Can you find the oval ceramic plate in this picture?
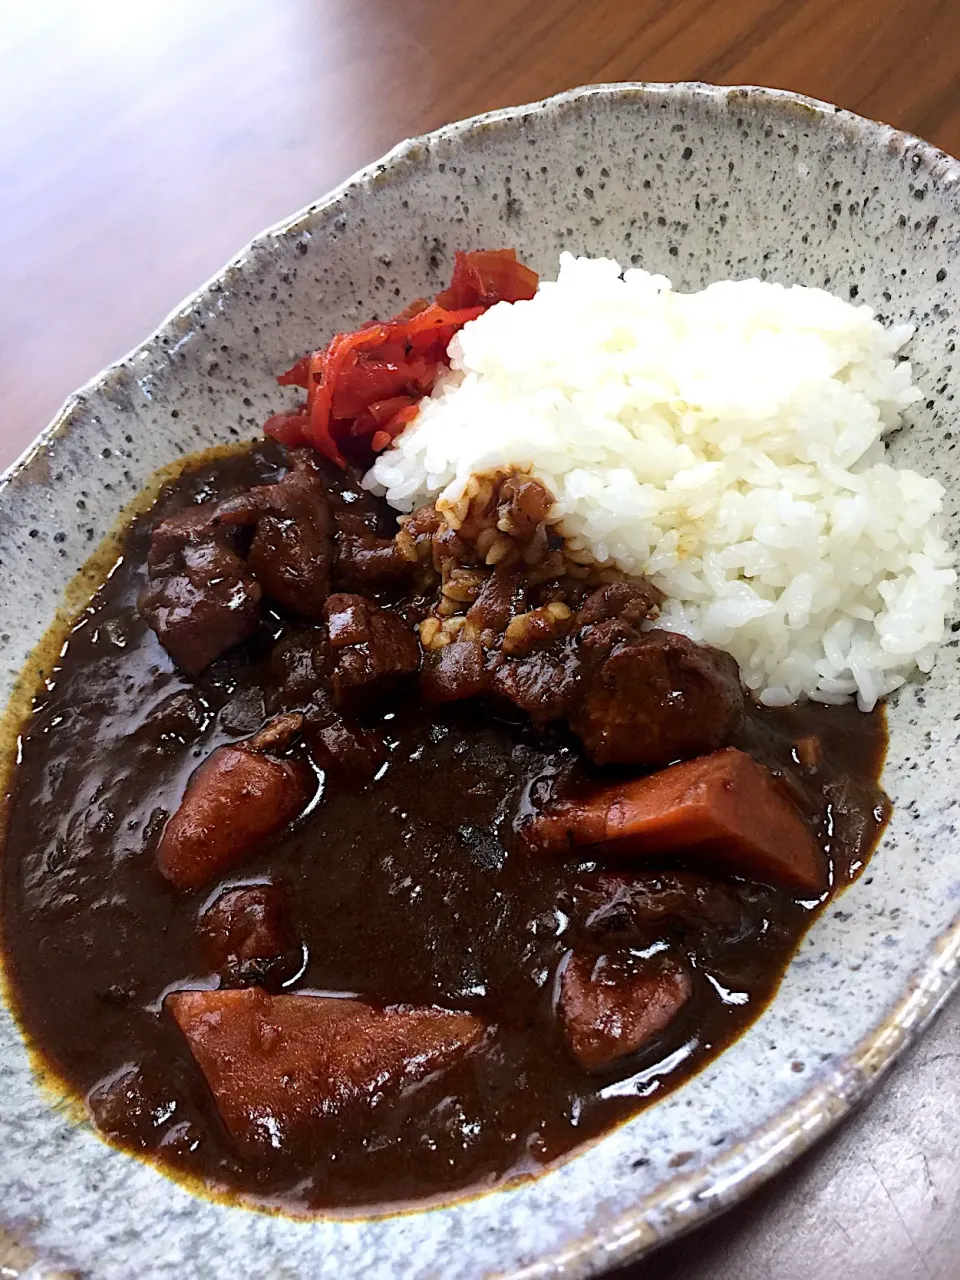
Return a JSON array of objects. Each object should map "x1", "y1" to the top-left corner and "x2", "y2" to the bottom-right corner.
[{"x1": 1, "y1": 82, "x2": 959, "y2": 1280}]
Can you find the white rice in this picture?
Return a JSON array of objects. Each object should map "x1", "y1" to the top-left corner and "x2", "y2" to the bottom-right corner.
[{"x1": 365, "y1": 254, "x2": 956, "y2": 710}]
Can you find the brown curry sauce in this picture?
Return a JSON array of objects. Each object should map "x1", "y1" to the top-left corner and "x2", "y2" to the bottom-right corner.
[{"x1": 0, "y1": 442, "x2": 889, "y2": 1215}]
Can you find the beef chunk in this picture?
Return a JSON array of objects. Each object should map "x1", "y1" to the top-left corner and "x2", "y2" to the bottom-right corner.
[
  {"x1": 494, "y1": 473, "x2": 554, "y2": 540},
  {"x1": 580, "y1": 871, "x2": 746, "y2": 942},
  {"x1": 215, "y1": 451, "x2": 333, "y2": 618},
  {"x1": 145, "y1": 504, "x2": 218, "y2": 575},
  {"x1": 269, "y1": 627, "x2": 329, "y2": 714},
  {"x1": 570, "y1": 628, "x2": 744, "y2": 767},
  {"x1": 420, "y1": 569, "x2": 525, "y2": 703},
  {"x1": 335, "y1": 509, "x2": 416, "y2": 588},
  {"x1": 308, "y1": 719, "x2": 386, "y2": 778},
  {"x1": 140, "y1": 454, "x2": 334, "y2": 673},
  {"x1": 157, "y1": 715, "x2": 313, "y2": 890},
  {"x1": 423, "y1": 572, "x2": 740, "y2": 769},
  {"x1": 421, "y1": 637, "x2": 489, "y2": 703},
  {"x1": 525, "y1": 747, "x2": 825, "y2": 894},
  {"x1": 143, "y1": 689, "x2": 210, "y2": 746},
  {"x1": 421, "y1": 562, "x2": 561, "y2": 705},
  {"x1": 324, "y1": 593, "x2": 420, "y2": 704},
  {"x1": 199, "y1": 883, "x2": 300, "y2": 987},
  {"x1": 86, "y1": 1063, "x2": 180, "y2": 1150},
  {"x1": 138, "y1": 504, "x2": 262, "y2": 674},
  {"x1": 576, "y1": 580, "x2": 663, "y2": 627},
  {"x1": 334, "y1": 499, "x2": 441, "y2": 591},
  {"x1": 166, "y1": 988, "x2": 485, "y2": 1156},
  {"x1": 467, "y1": 568, "x2": 523, "y2": 634},
  {"x1": 491, "y1": 644, "x2": 581, "y2": 724},
  {"x1": 558, "y1": 950, "x2": 692, "y2": 1071},
  {"x1": 218, "y1": 687, "x2": 268, "y2": 737}
]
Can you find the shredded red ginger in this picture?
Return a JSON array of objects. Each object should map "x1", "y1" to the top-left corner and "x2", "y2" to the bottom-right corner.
[{"x1": 263, "y1": 248, "x2": 538, "y2": 468}]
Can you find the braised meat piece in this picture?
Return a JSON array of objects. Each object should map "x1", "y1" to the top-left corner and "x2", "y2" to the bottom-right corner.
[
  {"x1": 334, "y1": 499, "x2": 446, "y2": 591},
  {"x1": 562, "y1": 586, "x2": 739, "y2": 768},
  {"x1": 335, "y1": 509, "x2": 416, "y2": 588},
  {"x1": 268, "y1": 629, "x2": 385, "y2": 775},
  {"x1": 138, "y1": 504, "x2": 262, "y2": 675},
  {"x1": 576, "y1": 580, "x2": 664, "y2": 627},
  {"x1": 491, "y1": 643, "x2": 582, "y2": 724},
  {"x1": 421, "y1": 636, "x2": 489, "y2": 703},
  {"x1": 157, "y1": 714, "x2": 314, "y2": 890},
  {"x1": 143, "y1": 689, "x2": 210, "y2": 746},
  {"x1": 199, "y1": 883, "x2": 300, "y2": 987},
  {"x1": 86, "y1": 1063, "x2": 180, "y2": 1151},
  {"x1": 420, "y1": 569, "x2": 524, "y2": 702},
  {"x1": 558, "y1": 950, "x2": 693, "y2": 1071},
  {"x1": 146, "y1": 503, "x2": 218, "y2": 573},
  {"x1": 419, "y1": 575, "x2": 739, "y2": 769},
  {"x1": 570, "y1": 627, "x2": 744, "y2": 767},
  {"x1": 140, "y1": 454, "x2": 334, "y2": 673},
  {"x1": 308, "y1": 719, "x2": 386, "y2": 778},
  {"x1": 581, "y1": 871, "x2": 747, "y2": 942},
  {"x1": 524, "y1": 747, "x2": 825, "y2": 894},
  {"x1": 269, "y1": 626, "x2": 328, "y2": 711},
  {"x1": 468, "y1": 568, "x2": 524, "y2": 634},
  {"x1": 324, "y1": 593, "x2": 420, "y2": 704},
  {"x1": 167, "y1": 988, "x2": 485, "y2": 1156},
  {"x1": 215, "y1": 451, "x2": 334, "y2": 619},
  {"x1": 495, "y1": 473, "x2": 554, "y2": 541}
]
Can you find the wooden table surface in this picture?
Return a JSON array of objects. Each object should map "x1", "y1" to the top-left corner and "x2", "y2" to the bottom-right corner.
[{"x1": 3, "y1": 2, "x2": 960, "y2": 1277}]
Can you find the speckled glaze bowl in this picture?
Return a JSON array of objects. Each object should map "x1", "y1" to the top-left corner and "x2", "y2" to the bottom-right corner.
[{"x1": 2, "y1": 82, "x2": 959, "y2": 1279}]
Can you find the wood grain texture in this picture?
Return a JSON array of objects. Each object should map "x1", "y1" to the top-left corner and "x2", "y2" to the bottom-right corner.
[
  {"x1": 3, "y1": 0, "x2": 960, "y2": 466},
  {"x1": 3, "y1": 3, "x2": 960, "y2": 1278}
]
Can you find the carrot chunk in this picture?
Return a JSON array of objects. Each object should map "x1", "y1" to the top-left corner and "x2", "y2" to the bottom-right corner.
[
  {"x1": 167, "y1": 989, "x2": 484, "y2": 1156},
  {"x1": 524, "y1": 747, "x2": 825, "y2": 894},
  {"x1": 157, "y1": 727, "x2": 313, "y2": 890}
]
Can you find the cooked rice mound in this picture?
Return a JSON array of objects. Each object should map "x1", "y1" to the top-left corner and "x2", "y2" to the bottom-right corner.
[{"x1": 365, "y1": 254, "x2": 956, "y2": 709}]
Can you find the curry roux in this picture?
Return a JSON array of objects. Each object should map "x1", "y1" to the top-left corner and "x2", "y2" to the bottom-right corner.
[{"x1": 0, "y1": 443, "x2": 889, "y2": 1215}]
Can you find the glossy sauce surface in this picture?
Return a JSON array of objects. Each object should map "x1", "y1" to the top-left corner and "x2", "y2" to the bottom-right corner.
[{"x1": 0, "y1": 444, "x2": 889, "y2": 1214}]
